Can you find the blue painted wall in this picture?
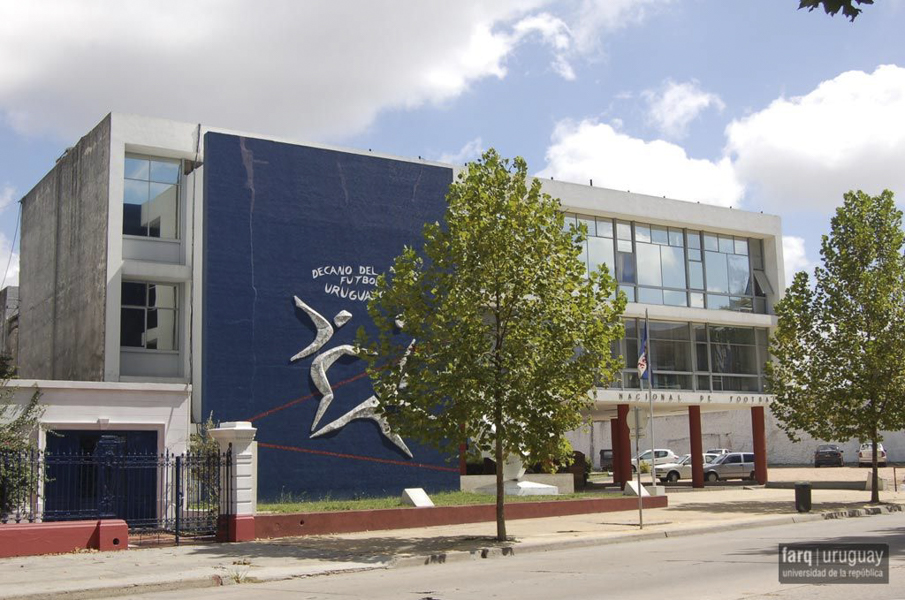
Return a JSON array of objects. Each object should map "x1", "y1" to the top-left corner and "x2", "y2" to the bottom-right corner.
[{"x1": 202, "y1": 133, "x2": 457, "y2": 500}]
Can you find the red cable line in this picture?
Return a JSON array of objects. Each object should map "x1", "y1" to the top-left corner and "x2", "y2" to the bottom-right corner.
[{"x1": 259, "y1": 442, "x2": 458, "y2": 472}]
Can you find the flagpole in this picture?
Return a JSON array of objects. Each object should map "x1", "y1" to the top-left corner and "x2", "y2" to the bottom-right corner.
[
  {"x1": 647, "y1": 309, "x2": 656, "y2": 489},
  {"x1": 634, "y1": 406, "x2": 643, "y2": 529}
]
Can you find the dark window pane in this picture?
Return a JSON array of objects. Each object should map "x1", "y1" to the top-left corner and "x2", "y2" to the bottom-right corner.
[
  {"x1": 121, "y1": 282, "x2": 146, "y2": 306},
  {"x1": 756, "y1": 329, "x2": 768, "y2": 347},
  {"x1": 693, "y1": 324, "x2": 707, "y2": 342},
  {"x1": 710, "y1": 344, "x2": 759, "y2": 374},
  {"x1": 651, "y1": 340, "x2": 692, "y2": 371},
  {"x1": 695, "y1": 343, "x2": 709, "y2": 370},
  {"x1": 754, "y1": 297, "x2": 766, "y2": 314},
  {"x1": 624, "y1": 318, "x2": 638, "y2": 340},
  {"x1": 696, "y1": 374, "x2": 711, "y2": 391},
  {"x1": 749, "y1": 238, "x2": 764, "y2": 270},
  {"x1": 617, "y1": 252, "x2": 636, "y2": 283},
  {"x1": 730, "y1": 296, "x2": 753, "y2": 312},
  {"x1": 120, "y1": 308, "x2": 145, "y2": 347},
  {"x1": 653, "y1": 373, "x2": 692, "y2": 390},
  {"x1": 624, "y1": 371, "x2": 640, "y2": 389},
  {"x1": 709, "y1": 326, "x2": 755, "y2": 345},
  {"x1": 721, "y1": 376, "x2": 761, "y2": 392},
  {"x1": 651, "y1": 322, "x2": 690, "y2": 341}
]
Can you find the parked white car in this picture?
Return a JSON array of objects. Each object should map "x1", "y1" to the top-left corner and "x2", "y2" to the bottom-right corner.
[
  {"x1": 631, "y1": 449, "x2": 680, "y2": 472},
  {"x1": 858, "y1": 442, "x2": 887, "y2": 467},
  {"x1": 654, "y1": 453, "x2": 721, "y2": 482}
]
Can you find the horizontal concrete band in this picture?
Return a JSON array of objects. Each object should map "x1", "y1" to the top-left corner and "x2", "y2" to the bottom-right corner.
[
  {"x1": 256, "y1": 496, "x2": 668, "y2": 539},
  {"x1": 0, "y1": 519, "x2": 128, "y2": 558}
]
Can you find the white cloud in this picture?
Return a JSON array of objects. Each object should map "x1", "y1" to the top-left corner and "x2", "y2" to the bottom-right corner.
[
  {"x1": 0, "y1": 184, "x2": 15, "y2": 212},
  {"x1": 0, "y1": 233, "x2": 19, "y2": 288},
  {"x1": 782, "y1": 235, "x2": 812, "y2": 285},
  {"x1": 726, "y1": 64, "x2": 905, "y2": 211},
  {"x1": 0, "y1": 2, "x2": 551, "y2": 140},
  {"x1": 538, "y1": 118, "x2": 744, "y2": 207},
  {"x1": 643, "y1": 79, "x2": 724, "y2": 139},
  {"x1": 0, "y1": 1, "x2": 667, "y2": 142},
  {"x1": 438, "y1": 138, "x2": 484, "y2": 165}
]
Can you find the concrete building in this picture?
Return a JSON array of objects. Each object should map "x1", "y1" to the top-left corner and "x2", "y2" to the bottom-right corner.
[
  {"x1": 15, "y1": 113, "x2": 787, "y2": 498},
  {"x1": 0, "y1": 285, "x2": 18, "y2": 368}
]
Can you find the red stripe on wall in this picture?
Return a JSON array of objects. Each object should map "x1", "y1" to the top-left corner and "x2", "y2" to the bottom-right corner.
[
  {"x1": 258, "y1": 441, "x2": 459, "y2": 472},
  {"x1": 247, "y1": 370, "x2": 371, "y2": 423}
]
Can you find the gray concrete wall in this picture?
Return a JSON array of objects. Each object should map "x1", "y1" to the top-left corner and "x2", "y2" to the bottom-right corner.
[{"x1": 18, "y1": 116, "x2": 110, "y2": 380}]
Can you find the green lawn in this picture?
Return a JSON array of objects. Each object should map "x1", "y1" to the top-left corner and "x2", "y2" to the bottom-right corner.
[{"x1": 259, "y1": 490, "x2": 621, "y2": 514}]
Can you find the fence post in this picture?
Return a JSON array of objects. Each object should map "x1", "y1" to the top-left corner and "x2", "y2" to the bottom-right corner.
[{"x1": 209, "y1": 422, "x2": 257, "y2": 542}]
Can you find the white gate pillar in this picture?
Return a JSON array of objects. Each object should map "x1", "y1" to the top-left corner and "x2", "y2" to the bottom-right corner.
[{"x1": 209, "y1": 421, "x2": 257, "y2": 542}]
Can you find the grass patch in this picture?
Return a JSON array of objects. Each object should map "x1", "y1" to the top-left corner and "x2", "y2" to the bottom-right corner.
[{"x1": 259, "y1": 490, "x2": 622, "y2": 514}]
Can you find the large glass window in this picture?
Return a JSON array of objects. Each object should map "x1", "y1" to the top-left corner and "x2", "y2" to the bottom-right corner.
[
  {"x1": 124, "y1": 155, "x2": 180, "y2": 239},
  {"x1": 564, "y1": 214, "x2": 773, "y2": 314},
  {"x1": 121, "y1": 282, "x2": 179, "y2": 350},
  {"x1": 611, "y1": 320, "x2": 768, "y2": 392}
]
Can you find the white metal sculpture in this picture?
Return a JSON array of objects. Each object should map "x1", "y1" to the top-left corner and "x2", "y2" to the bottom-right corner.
[{"x1": 291, "y1": 295, "x2": 413, "y2": 458}]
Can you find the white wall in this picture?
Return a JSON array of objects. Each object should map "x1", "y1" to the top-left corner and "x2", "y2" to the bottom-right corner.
[{"x1": 3, "y1": 379, "x2": 191, "y2": 454}]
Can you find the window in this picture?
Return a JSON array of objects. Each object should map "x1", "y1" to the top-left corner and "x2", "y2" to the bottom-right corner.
[
  {"x1": 124, "y1": 155, "x2": 180, "y2": 239},
  {"x1": 121, "y1": 282, "x2": 179, "y2": 350}
]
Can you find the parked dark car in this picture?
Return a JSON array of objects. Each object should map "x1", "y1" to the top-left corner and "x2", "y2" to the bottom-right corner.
[{"x1": 814, "y1": 444, "x2": 844, "y2": 467}]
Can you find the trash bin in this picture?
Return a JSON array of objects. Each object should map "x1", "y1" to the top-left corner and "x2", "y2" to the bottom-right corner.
[{"x1": 794, "y1": 481, "x2": 812, "y2": 513}]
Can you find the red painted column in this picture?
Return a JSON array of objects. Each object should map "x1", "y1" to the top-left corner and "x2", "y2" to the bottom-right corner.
[
  {"x1": 688, "y1": 405, "x2": 704, "y2": 488},
  {"x1": 610, "y1": 418, "x2": 622, "y2": 486},
  {"x1": 752, "y1": 406, "x2": 768, "y2": 484},
  {"x1": 617, "y1": 404, "x2": 632, "y2": 489}
]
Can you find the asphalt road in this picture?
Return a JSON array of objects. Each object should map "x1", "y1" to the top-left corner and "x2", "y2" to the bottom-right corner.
[{"x1": 129, "y1": 512, "x2": 905, "y2": 600}]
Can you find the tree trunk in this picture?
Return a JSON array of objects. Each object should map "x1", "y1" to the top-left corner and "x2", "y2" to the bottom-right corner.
[
  {"x1": 494, "y1": 428, "x2": 507, "y2": 541},
  {"x1": 871, "y1": 437, "x2": 880, "y2": 504}
]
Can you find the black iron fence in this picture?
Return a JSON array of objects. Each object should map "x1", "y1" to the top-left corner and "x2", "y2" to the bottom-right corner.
[{"x1": 0, "y1": 443, "x2": 232, "y2": 543}]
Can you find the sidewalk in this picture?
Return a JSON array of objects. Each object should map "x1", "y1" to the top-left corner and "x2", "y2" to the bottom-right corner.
[{"x1": 1, "y1": 487, "x2": 901, "y2": 600}]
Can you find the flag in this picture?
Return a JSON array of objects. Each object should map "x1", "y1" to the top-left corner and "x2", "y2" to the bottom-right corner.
[{"x1": 637, "y1": 320, "x2": 649, "y2": 380}]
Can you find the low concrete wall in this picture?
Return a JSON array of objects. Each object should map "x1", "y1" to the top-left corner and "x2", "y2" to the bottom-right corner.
[
  {"x1": 255, "y1": 496, "x2": 668, "y2": 539},
  {"x1": 460, "y1": 474, "x2": 575, "y2": 494},
  {"x1": 0, "y1": 519, "x2": 128, "y2": 558}
]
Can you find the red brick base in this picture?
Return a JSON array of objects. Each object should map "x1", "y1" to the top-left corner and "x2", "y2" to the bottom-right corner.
[
  {"x1": 217, "y1": 514, "x2": 256, "y2": 542},
  {"x1": 0, "y1": 519, "x2": 128, "y2": 558}
]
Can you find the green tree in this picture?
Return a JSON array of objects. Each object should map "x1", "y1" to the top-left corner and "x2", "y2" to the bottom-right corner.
[
  {"x1": 798, "y1": 0, "x2": 873, "y2": 21},
  {"x1": 358, "y1": 149, "x2": 625, "y2": 540},
  {"x1": 767, "y1": 190, "x2": 905, "y2": 503},
  {"x1": 1, "y1": 358, "x2": 43, "y2": 518}
]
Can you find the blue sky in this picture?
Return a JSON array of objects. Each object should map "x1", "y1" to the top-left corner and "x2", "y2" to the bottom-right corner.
[{"x1": 1, "y1": 0, "x2": 904, "y2": 288}]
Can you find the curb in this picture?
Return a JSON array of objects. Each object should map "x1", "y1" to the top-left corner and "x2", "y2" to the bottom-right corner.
[
  {"x1": 4, "y1": 503, "x2": 901, "y2": 600},
  {"x1": 391, "y1": 502, "x2": 903, "y2": 568}
]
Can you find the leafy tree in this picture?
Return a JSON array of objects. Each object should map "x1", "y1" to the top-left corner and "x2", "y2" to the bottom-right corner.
[
  {"x1": 1, "y1": 356, "x2": 43, "y2": 519},
  {"x1": 798, "y1": 0, "x2": 873, "y2": 21},
  {"x1": 358, "y1": 149, "x2": 625, "y2": 540},
  {"x1": 767, "y1": 190, "x2": 905, "y2": 503}
]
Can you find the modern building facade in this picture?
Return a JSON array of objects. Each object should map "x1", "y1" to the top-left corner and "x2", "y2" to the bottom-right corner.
[{"x1": 16, "y1": 113, "x2": 784, "y2": 498}]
